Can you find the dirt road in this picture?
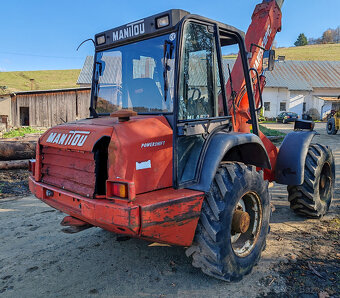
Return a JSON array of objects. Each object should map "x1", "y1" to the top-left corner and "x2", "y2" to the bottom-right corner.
[{"x1": 0, "y1": 122, "x2": 339, "y2": 297}]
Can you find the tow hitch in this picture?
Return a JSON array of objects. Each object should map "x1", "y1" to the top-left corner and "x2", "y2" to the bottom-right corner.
[{"x1": 60, "y1": 216, "x2": 93, "y2": 234}]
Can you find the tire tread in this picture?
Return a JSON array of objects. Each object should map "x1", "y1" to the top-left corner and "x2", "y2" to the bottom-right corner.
[{"x1": 288, "y1": 144, "x2": 334, "y2": 218}]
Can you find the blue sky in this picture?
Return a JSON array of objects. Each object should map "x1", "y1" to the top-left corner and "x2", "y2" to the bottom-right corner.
[{"x1": 0, "y1": 0, "x2": 339, "y2": 72}]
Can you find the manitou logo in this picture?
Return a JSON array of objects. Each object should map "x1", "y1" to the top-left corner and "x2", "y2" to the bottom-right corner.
[
  {"x1": 254, "y1": 24, "x2": 272, "y2": 70},
  {"x1": 112, "y1": 20, "x2": 145, "y2": 42},
  {"x1": 46, "y1": 131, "x2": 90, "y2": 147}
]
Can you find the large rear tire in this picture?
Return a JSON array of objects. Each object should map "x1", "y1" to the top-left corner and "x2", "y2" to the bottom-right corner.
[
  {"x1": 186, "y1": 162, "x2": 270, "y2": 281},
  {"x1": 288, "y1": 144, "x2": 335, "y2": 218},
  {"x1": 326, "y1": 118, "x2": 338, "y2": 135}
]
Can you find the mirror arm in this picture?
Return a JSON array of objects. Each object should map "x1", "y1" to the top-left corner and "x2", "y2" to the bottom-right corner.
[
  {"x1": 249, "y1": 68, "x2": 264, "y2": 112},
  {"x1": 249, "y1": 43, "x2": 266, "y2": 53}
]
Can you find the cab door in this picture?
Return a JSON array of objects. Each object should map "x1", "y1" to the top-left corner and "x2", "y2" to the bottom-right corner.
[{"x1": 174, "y1": 21, "x2": 229, "y2": 188}]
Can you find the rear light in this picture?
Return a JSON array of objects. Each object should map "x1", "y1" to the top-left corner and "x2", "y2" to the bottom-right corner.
[
  {"x1": 106, "y1": 180, "x2": 136, "y2": 201},
  {"x1": 28, "y1": 159, "x2": 36, "y2": 176},
  {"x1": 113, "y1": 183, "x2": 127, "y2": 198}
]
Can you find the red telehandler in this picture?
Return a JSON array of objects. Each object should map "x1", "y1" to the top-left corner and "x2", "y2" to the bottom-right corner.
[{"x1": 29, "y1": 0, "x2": 335, "y2": 281}]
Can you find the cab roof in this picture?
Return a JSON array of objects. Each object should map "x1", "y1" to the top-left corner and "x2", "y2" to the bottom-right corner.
[{"x1": 94, "y1": 9, "x2": 245, "y2": 50}]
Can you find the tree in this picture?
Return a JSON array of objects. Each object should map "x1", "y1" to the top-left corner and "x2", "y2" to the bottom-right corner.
[
  {"x1": 294, "y1": 33, "x2": 308, "y2": 46},
  {"x1": 308, "y1": 37, "x2": 322, "y2": 45},
  {"x1": 322, "y1": 29, "x2": 334, "y2": 44},
  {"x1": 333, "y1": 26, "x2": 340, "y2": 43}
]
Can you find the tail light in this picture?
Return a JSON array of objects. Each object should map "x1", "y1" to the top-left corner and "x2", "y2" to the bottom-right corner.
[
  {"x1": 28, "y1": 159, "x2": 36, "y2": 176},
  {"x1": 113, "y1": 183, "x2": 127, "y2": 198},
  {"x1": 106, "y1": 180, "x2": 136, "y2": 201}
]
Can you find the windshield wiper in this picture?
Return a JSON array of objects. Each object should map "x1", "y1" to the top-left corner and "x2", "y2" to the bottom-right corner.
[
  {"x1": 227, "y1": 63, "x2": 237, "y2": 125},
  {"x1": 163, "y1": 40, "x2": 174, "y2": 102},
  {"x1": 91, "y1": 59, "x2": 105, "y2": 118}
]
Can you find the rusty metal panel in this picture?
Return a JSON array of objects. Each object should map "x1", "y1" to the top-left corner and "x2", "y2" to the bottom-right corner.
[
  {"x1": 265, "y1": 61, "x2": 340, "y2": 91},
  {"x1": 29, "y1": 176, "x2": 140, "y2": 236},
  {"x1": 30, "y1": 175, "x2": 205, "y2": 246},
  {"x1": 222, "y1": 60, "x2": 340, "y2": 91},
  {"x1": 41, "y1": 146, "x2": 96, "y2": 197},
  {"x1": 135, "y1": 188, "x2": 204, "y2": 246}
]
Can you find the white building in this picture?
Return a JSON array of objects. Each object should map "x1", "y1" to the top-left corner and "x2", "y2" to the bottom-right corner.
[{"x1": 262, "y1": 60, "x2": 340, "y2": 119}]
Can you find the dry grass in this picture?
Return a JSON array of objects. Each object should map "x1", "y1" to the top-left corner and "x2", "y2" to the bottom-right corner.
[
  {"x1": 0, "y1": 69, "x2": 81, "y2": 94},
  {"x1": 274, "y1": 43, "x2": 340, "y2": 61},
  {"x1": 223, "y1": 44, "x2": 340, "y2": 61}
]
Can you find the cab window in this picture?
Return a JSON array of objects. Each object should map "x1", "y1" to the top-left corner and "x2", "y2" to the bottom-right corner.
[{"x1": 178, "y1": 22, "x2": 221, "y2": 120}]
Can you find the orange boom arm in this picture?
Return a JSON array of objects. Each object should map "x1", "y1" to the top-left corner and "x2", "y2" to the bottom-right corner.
[{"x1": 227, "y1": 0, "x2": 283, "y2": 180}]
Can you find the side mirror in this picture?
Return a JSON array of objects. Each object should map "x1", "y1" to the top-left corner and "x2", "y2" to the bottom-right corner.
[{"x1": 263, "y1": 50, "x2": 275, "y2": 71}]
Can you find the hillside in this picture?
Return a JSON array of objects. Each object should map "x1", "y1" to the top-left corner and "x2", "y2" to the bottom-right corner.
[
  {"x1": 0, "y1": 69, "x2": 81, "y2": 94},
  {"x1": 274, "y1": 43, "x2": 340, "y2": 61},
  {"x1": 223, "y1": 43, "x2": 340, "y2": 61},
  {"x1": 0, "y1": 43, "x2": 339, "y2": 94}
]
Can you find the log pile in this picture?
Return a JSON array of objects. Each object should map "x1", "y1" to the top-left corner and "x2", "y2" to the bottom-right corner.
[
  {"x1": 0, "y1": 141, "x2": 36, "y2": 169},
  {"x1": 0, "y1": 141, "x2": 36, "y2": 161},
  {"x1": 0, "y1": 159, "x2": 30, "y2": 170}
]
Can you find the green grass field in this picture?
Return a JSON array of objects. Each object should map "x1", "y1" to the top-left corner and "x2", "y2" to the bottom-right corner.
[
  {"x1": 259, "y1": 124, "x2": 286, "y2": 137},
  {"x1": 223, "y1": 43, "x2": 340, "y2": 61},
  {"x1": 0, "y1": 69, "x2": 81, "y2": 94},
  {"x1": 274, "y1": 43, "x2": 340, "y2": 61}
]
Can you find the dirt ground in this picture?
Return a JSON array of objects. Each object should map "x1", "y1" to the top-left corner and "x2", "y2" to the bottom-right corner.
[{"x1": 0, "y1": 122, "x2": 339, "y2": 297}]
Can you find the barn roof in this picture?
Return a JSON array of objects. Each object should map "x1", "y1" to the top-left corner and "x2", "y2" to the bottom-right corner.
[
  {"x1": 78, "y1": 56, "x2": 340, "y2": 92},
  {"x1": 264, "y1": 60, "x2": 340, "y2": 91},
  {"x1": 77, "y1": 56, "x2": 94, "y2": 85}
]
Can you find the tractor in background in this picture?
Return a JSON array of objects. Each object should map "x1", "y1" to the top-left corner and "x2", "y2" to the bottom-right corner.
[{"x1": 327, "y1": 110, "x2": 340, "y2": 135}]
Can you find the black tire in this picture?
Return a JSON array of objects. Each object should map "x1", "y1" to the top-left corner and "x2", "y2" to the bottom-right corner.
[
  {"x1": 186, "y1": 162, "x2": 270, "y2": 281},
  {"x1": 326, "y1": 118, "x2": 338, "y2": 135},
  {"x1": 288, "y1": 144, "x2": 335, "y2": 218}
]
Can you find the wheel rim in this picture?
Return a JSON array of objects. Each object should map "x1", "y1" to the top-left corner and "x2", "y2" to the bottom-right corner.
[
  {"x1": 327, "y1": 122, "x2": 332, "y2": 131},
  {"x1": 319, "y1": 162, "x2": 332, "y2": 202},
  {"x1": 231, "y1": 192, "x2": 262, "y2": 257}
]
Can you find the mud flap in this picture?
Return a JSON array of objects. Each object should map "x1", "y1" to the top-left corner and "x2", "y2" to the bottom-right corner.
[{"x1": 275, "y1": 130, "x2": 316, "y2": 185}]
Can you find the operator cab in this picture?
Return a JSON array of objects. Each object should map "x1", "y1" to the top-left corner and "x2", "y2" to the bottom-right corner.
[
  {"x1": 91, "y1": 9, "x2": 253, "y2": 118},
  {"x1": 91, "y1": 9, "x2": 259, "y2": 187}
]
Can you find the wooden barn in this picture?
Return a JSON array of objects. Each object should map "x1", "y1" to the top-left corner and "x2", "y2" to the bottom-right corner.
[{"x1": 1, "y1": 87, "x2": 91, "y2": 128}]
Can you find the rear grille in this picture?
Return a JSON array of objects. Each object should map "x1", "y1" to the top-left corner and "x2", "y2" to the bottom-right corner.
[{"x1": 41, "y1": 146, "x2": 96, "y2": 198}]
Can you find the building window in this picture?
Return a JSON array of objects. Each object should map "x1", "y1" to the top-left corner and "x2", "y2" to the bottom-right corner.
[
  {"x1": 303, "y1": 102, "x2": 306, "y2": 113},
  {"x1": 280, "y1": 102, "x2": 286, "y2": 111},
  {"x1": 264, "y1": 102, "x2": 270, "y2": 111}
]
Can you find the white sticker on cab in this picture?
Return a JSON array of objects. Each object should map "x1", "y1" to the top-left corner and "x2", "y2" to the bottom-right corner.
[{"x1": 136, "y1": 160, "x2": 151, "y2": 170}]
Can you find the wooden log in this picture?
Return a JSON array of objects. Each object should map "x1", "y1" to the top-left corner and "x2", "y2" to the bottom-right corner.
[
  {"x1": 0, "y1": 141, "x2": 36, "y2": 161},
  {"x1": 0, "y1": 159, "x2": 30, "y2": 170}
]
